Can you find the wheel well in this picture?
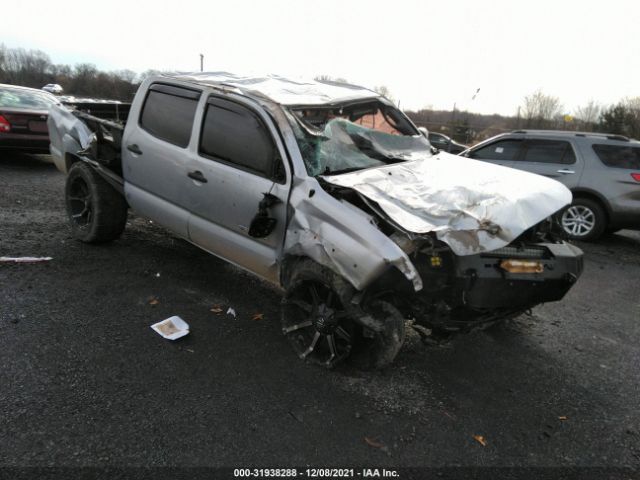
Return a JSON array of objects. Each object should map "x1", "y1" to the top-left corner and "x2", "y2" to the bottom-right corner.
[
  {"x1": 570, "y1": 191, "x2": 610, "y2": 224},
  {"x1": 278, "y1": 255, "x2": 304, "y2": 289},
  {"x1": 65, "y1": 153, "x2": 81, "y2": 173}
]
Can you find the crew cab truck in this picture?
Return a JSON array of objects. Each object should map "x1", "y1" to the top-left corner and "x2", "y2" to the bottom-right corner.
[{"x1": 48, "y1": 73, "x2": 584, "y2": 368}]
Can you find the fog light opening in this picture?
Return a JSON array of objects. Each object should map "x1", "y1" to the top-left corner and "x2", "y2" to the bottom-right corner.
[{"x1": 500, "y1": 259, "x2": 544, "y2": 274}]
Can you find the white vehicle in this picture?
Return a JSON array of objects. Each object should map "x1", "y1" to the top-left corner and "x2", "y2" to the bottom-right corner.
[{"x1": 42, "y1": 84, "x2": 63, "y2": 95}]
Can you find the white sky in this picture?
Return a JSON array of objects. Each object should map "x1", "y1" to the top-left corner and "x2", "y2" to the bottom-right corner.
[{"x1": 4, "y1": 0, "x2": 639, "y2": 115}]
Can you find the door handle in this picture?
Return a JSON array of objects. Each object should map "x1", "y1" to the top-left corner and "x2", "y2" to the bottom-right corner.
[
  {"x1": 557, "y1": 169, "x2": 575, "y2": 174},
  {"x1": 126, "y1": 144, "x2": 142, "y2": 155},
  {"x1": 188, "y1": 170, "x2": 208, "y2": 183}
]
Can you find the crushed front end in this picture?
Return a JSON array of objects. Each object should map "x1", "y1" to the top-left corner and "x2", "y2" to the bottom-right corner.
[
  {"x1": 388, "y1": 229, "x2": 584, "y2": 334},
  {"x1": 285, "y1": 97, "x2": 584, "y2": 337}
]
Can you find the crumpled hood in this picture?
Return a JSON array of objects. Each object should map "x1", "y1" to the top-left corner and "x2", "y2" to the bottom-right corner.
[{"x1": 323, "y1": 152, "x2": 572, "y2": 255}]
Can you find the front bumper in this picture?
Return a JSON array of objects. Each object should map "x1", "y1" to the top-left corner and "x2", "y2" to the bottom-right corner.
[{"x1": 452, "y1": 242, "x2": 583, "y2": 310}]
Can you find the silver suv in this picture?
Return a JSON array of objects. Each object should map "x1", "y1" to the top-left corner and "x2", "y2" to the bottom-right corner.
[{"x1": 462, "y1": 130, "x2": 640, "y2": 240}]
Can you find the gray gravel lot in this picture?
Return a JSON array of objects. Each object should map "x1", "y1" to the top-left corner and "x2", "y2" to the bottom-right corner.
[{"x1": 1, "y1": 153, "x2": 639, "y2": 472}]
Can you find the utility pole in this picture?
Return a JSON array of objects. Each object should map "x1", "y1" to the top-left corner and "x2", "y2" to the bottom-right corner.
[
  {"x1": 467, "y1": 88, "x2": 480, "y2": 143},
  {"x1": 450, "y1": 102, "x2": 456, "y2": 137},
  {"x1": 200, "y1": 54, "x2": 204, "y2": 72}
]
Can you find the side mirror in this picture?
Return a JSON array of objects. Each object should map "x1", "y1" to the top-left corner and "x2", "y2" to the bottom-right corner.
[{"x1": 417, "y1": 126, "x2": 429, "y2": 138}]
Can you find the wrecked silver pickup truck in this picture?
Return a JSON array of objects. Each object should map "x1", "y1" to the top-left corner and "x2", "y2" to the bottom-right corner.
[{"x1": 48, "y1": 73, "x2": 583, "y2": 368}]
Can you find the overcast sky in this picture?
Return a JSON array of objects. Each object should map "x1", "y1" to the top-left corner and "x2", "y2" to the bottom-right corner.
[{"x1": 4, "y1": 0, "x2": 639, "y2": 115}]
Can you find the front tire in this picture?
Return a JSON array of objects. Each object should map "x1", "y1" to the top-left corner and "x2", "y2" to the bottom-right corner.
[
  {"x1": 281, "y1": 259, "x2": 405, "y2": 369},
  {"x1": 560, "y1": 198, "x2": 606, "y2": 241},
  {"x1": 65, "y1": 162, "x2": 128, "y2": 243}
]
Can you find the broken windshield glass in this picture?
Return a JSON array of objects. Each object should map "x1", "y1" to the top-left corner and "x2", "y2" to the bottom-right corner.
[{"x1": 287, "y1": 103, "x2": 432, "y2": 176}]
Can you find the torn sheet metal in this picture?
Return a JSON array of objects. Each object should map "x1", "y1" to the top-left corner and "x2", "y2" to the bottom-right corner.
[
  {"x1": 284, "y1": 179, "x2": 423, "y2": 291},
  {"x1": 324, "y1": 152, "x2": 572, "y2": 255},
  {"x1": 48, "y1": 103, "x2": 93, "y2": 174},
  {"x1": 48, "y1": 103, "x2": 92, "y2": 149},
  {"x1": 171, "y1": 72, "x2": 380, "y2": 106}
]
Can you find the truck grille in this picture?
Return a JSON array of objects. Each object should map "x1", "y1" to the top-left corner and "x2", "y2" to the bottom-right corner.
[{"x1": 481, "y1": 245, "x2": 548, "y2": 259}]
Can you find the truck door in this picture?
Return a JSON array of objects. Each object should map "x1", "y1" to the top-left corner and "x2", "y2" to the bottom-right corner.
[
  {"x1": 121, "y1": 83, "x2": 202, "y2": 237},
  {"x1": 184, "y1": 95, "x2": 290, "y2": 284},
  {"x1": 509, "y1": 137, "x2": 584, "y2": 189}
]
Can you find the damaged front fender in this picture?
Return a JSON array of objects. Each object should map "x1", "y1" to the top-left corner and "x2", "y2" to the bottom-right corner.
[{"x1": 283, "y1": 177, "x2": 423, "y2": 292}]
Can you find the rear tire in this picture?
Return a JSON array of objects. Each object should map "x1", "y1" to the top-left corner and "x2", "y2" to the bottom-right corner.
[
  {"x1": 65, "y1": 162, "x2": 127, "y2": 243},
  {"x1": 560, "y1": 197, "x2": 606, "y2": 241}
]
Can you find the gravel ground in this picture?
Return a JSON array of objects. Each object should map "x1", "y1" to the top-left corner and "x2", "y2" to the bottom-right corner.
[{"x1": 1, "y1": 153, "x2": 639, "y2": 475}]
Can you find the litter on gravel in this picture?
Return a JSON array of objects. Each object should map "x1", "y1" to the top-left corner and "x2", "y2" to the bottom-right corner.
[
  {"x1": 473, "y1": 435, "x2": 487, "y2": 447},
  {"x1": 0, "y1": 256, "x2": 52, "y2": 263},
  {"x1": 151, "y1": 316, "x2": 190, "y2": 340},
  {"x1": 226, "y1": 307, "x2": 237, "y2": 318}
]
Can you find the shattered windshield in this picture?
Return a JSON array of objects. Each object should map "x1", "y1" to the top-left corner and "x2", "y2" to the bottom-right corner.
[{"x1": 287, "y1": 101, "x2": 432, "y2": 176}]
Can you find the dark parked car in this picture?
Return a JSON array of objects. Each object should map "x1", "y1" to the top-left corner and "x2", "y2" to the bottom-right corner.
[
  {"x1": 0, "y1": 83, "x2": 60, "y2": 153},
  {"x1": 461, "y1": 130, "x2": 640, "y2": 241},
  {"x1": 428, "y1": 131, "x2": 468, "y2": 153}
]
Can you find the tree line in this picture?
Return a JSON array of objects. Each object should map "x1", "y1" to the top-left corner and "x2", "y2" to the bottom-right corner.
[
  {"x1": 2, "y1": 46, "x2": 638, "y2": 142},
  {"x1": 407, "y1": 90, "x2": 640, "y2": 143},
  {"x1": 0, "y1": 44, "x2": 143, "y2": 100}
]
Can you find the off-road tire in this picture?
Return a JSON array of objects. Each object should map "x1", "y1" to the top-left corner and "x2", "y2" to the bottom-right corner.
[
  {"x1": 351, "y1": 299, "x2": 406, "y2": 369},
  {"x1": 281, "y1": 258, "x2": 405, "y2": 369},
  {"x1": 65, "y1": 162, "x2": 128, "y2": 243}
]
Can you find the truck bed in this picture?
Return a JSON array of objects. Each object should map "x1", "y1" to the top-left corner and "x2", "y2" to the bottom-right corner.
[
  {"x1": 72, "y1": 109, "x2": 126, "y2": 175},
  {"x1": 48, "y1": 101, "x2": 130, "y2": 192}
]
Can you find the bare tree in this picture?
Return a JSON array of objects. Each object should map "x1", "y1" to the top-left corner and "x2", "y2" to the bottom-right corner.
[
  {"x1": 373, "y1": 85, "x2": 394, "y2": 102},
  {"x1": 573, "y1": 100, "x2": 602, "y2": 131},
  {"x1": 521, "y1": 89, "x2": 563, "y2": 128},
  {"x1": 138, "y1": 69, "x2": 164, "y2": 82},
  {"x1": 0, "y1": 44, "x2": 7, "y2": 75},
  {"x1": 623, "y1": 96, "x2": 640, "y2": 139}
]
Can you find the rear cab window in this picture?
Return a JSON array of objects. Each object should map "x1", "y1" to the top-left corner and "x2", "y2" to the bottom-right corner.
[
  {"x1": 139, "y1": 84, "x2": 201, "y2": 147},
  {"x1": 198, "y1": 96, "x2": 284, "y2": 182},
  {"x1": 592, "y1": 144, "x2": 640, "y2": 170}
]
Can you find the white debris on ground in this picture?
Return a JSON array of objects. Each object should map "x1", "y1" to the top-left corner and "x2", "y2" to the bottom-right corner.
[
  {"x1": 0, "y1": 257, "x2": 53, "y2": 263},
  {"x1": 150, "y1": 316, "x2": 190, "y2": 340},
  {"x1": 226, "y1": 307, "x2": 237, "y2": 318}
]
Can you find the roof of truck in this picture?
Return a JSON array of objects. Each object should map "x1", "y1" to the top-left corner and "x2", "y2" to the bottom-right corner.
[{"x1": 169, "y1": 72, "x2": 381, "y2": 106}]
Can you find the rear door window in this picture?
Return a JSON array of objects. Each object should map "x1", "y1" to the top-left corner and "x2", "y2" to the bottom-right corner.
[
  {"x1": 592, "y1": 144, "x2": 640, "y2": 170},
  {"x1": 470, "y1": 139, "x2": 523, "y2": 160},
  {"x1": 518, "y1": 140, "x2": 576, "y2": 164},
  {"x1": 139, "y1": 84, "x2": 200, "y2": 148},
  {"x1": 199, "y1": 97, "x2": 281, "y2": 180}
]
